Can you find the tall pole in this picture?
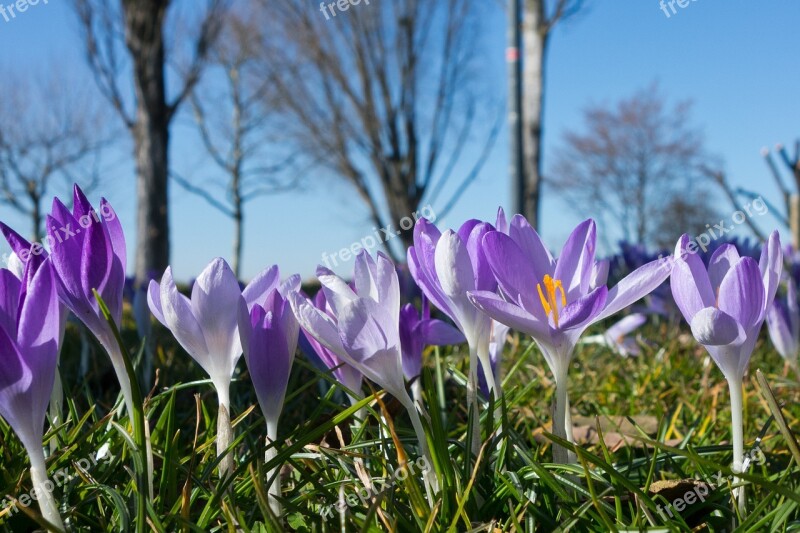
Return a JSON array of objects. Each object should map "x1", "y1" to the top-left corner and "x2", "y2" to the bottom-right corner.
[{"x1": 507, "y1": 0, "x2": 525, "y2": 215}]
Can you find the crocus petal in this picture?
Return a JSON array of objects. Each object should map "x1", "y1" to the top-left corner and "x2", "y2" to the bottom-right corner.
[
  {"x1": 467, "y1": 290, "x2": 551, "y2": 340},
  {"x1": 317, "y1": 266, "x2": 358, "y2": 315},
  {"x1": 422, "y1": 319, "x2": 466, "y2": 346},
  {"x1": 759, "y1": 231, "x2": 782, "y2": 314},
  {"x1": 16, "y1": 260, "x2": 61, "y2": 428},
  {"x1": 190, "y1": 258, "x2": 243, "y2": 379},
  {"x1": 0, "y1": 324, "x2": 37, "y2": 451},
  {"x1": 160, "y1": 267, "x2": 209, "y2": 360},
  {"x1": 465, "y1": 222, "x2": 497, "y2": 291},
  {"x1": 495, "y1": 207, "x2": 509, "y2": 234},
  {"x1": 0, "y1": 270, "x2": 21, "y2": 335},
  {"x1": 100, "y1": 198, "x2": 126, "y2": 272},
  {"x1": 554, "y1": 219, "x2": 596, "y2": 300},
  {"x1": 7, "y1": 252, "x2": 24, "y2": 280},
  {"x1": 559, "y1": 286, "x2": 608, "y2": 330},
  {"x1": 597, "y1": 256, "x2": 672, "y2": 322},
  {"x1": 690, "y1": 307, "x2": 741, "y2": 346},
  {"x1": 590, "y1": 260, "x2": 610, "y2": 290},
  {"x1": 435, "y1": 230, "x2": 475, "y2": 297},
  {"x1": 767, "y1": 300, "x2": 797, "y2": 361},
  {"x1": 337, "y1": 298, "x2": 405, "y2": 397},
  {"x1": 708, "y1": 244, "x2": 740, "y2": 289},
  {"x1": 376, "y1": 252, "x2": 400, "y2": 326},
  {"x1": 338, "y1": 298, "x2": 398, "y2": 363},
  {"x1": 72, "y1": 184, "x2": 94, "y2": 220},
  {"x1": 717, "y1": 257, "x2": 764, "y2": 330},
  {"x1": 288, "y1": 291, "x2": 348, "y2": 358},
  {"x1": 671, "y1": 234, "x2": 715, "y2": 322},
  {"x1": 278, "y1": 274, "x2": 301, "y2": 297},
  {"x1": 788, "y1": 278, "x2": 800, "y2": 341},
  {"x1": 242, "y1": 265, "x2": 280, "y2": 309},
  {"x1": 606, "y1": 313, "x2": 647, "y2": 340},
  {"x1": 508, "y1": 214, "x2": 555, "y2": 282},
  {"x1": 482, "y1": 231, "x2": 542, "y2": 317},
  {"x1": 147, "y1": 279, "x2": 167, "y2": 326},
  {"x1": 353, "y1": 251, "x2": 379, "y2": 301}
]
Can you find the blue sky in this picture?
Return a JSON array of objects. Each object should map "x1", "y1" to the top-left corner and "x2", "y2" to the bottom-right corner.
[{"x1": 0, "y1": 0, "x2": 798, "y2": 281}]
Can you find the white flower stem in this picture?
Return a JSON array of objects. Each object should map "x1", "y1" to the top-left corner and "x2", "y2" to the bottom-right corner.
[
  {"x1": 217, "y1": 399, "x2": 234, "y2": 479},
  {"x1": 728, "y1": 377, "x2": 746, "y2": 516},
  {"x1": 404, "y1": 395, "x2": 438, "y2": 500},
  {"x1": 265, "y1": 422, "x2": 282, "y2": 517},
  {"x1": 466, "y1": 345, "x2": 481, "y2": 458},
  {"x1": 553, "y1": 364, "x2": 575, "y2": 464},
  {"x1": 28, "y1": 445, "x2": 65, "y2": 532}
]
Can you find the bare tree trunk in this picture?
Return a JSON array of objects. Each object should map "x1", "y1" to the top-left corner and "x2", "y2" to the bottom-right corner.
[
  {"x1": 522, "y1": 0, "x2": 548, "y2": 229},
  {"x1": 232, "y1": 177, "x2": 243, "y2": 278},
  {"x1": 125, "y1": 1, "x2": 171, "y2": 281},
  {"x1": 30, "y1": 193, "x2": 42, "y2": 243},
  {"x1": 133, "y1": 113, "x2": 170, "y2": 280}
]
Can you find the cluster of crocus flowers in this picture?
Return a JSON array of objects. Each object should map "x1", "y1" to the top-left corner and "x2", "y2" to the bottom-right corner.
[
  {"x1": 671, "y1": 233, "x2": 781, "y2": 513},
  {"x1": 468, "y1": 217, "x2": 673, "y2": 463},
  {"x1": 148, "y1": 259, "x2": 300, "y2": 481},
  {"x1": 289, "y1": 251, "x2": 438, "y2": 495},
  {"x1": 0, "y1": 259, "x2": 66, "y2": 531}
]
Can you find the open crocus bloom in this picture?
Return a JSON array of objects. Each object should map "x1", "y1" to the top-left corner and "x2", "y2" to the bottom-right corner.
[
  {"x1": 0, "y1": 260, "x2": 65, "y2": 531},
  {"x1": 671, "y1": 232, "x2": 781, "y2": 513},
  {"x1": 468, "y1": 216, "x2": 672, "y2": 462},
  {"x1": 766, "y1": 277, "x2": 799, "y2": 368},
  {"x1": 288, "y1": 251, "x2": 438, "y2": 495}
]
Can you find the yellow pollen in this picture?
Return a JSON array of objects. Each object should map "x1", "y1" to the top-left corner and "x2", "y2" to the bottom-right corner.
[{"x1": 537, "y1": 275, "x2": 567, "y2": 327}]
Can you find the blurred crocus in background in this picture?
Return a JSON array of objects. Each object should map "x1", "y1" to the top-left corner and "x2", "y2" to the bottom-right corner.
[
  {"x1": 399, "y1": 298, "x2": 465, "y2": 404},
  {"x1": 239, "y1": 284, "x2": 300, "y2": 516},
  {"x1": 766, "y1": 277, "x2": 799, "y2": 371},
  {"x1": 0, "y1": 260, "x2": 66, "y2": 531},
  {"x1": 671, "y1": 233, "x2": 781, "y2": 513},
  {"x1": 289, "y1": 251, "x2": 438, "y2": 495},
  {"x1": 46, "y1": 185, "x2": 131, "y2": 413},
  {"x1": 582, "y1": 313, "x2": 648, "y2": 357},
  {"x1": 468, "y1": 217, "x2": 672, "y2": 463},
  {"x1": 478, "y1": 321, "x2": 511, "y2": 399}
]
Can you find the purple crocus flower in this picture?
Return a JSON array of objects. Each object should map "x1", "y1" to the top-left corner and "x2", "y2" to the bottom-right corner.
[
  {"x1": 288, "y1": 251, "x2": 438, "y2": 495},
  {"x1": 670, "y1": 232, "x2": 781, "y2": 513},
  {"x1": 300, "y1": 289, "x2": 363, "y2": 405},
  {"x1": 239, "y1": 287, "x2": 300, "y2": 515},
  {"x1": 148, "y1": 259, "x2": 298, "y2": 476},
  {"x1": 766, "y1": 277, "x2": 799, "y2": 368},
  {"x1": 1, "y1": 222, "x2": 70, "y2": 437},
  {"x1": 45, "y1": 185, "x2": 130, "y2": 412},
  {"x1": 407, "y1": 215, "x2": 500, "y2": 460},
  {"x1": 0, "y1": 259, "x2": 66, "y2": 530},
  {"x1": 468, "y1": 216, "x2": 672, "y2": 463},
  {"x1": 399, "y1": 298, "x2": 465, "y2": 402}
]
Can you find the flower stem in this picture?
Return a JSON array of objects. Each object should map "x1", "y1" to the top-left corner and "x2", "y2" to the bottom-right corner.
[
  {"x1": 728, "y1": 377, "x2": 746, "y2": 516},
  {"x1": 265, "y1": 422, "x2": 282, "y2": 517},
  {"x1": 217, "y1": 400, "x2": 234, "y2": 479},
  {"x1": 405, "y1": 397, "x2": 438, "y2": 499},
  {"x1": 553, "y1": 364, "x2": 575, "y2": 464},
  {"x1": 28, "y1": 445, "x2": 65, "y2": 532},
  {"x1": 466, "y1": 345, "x2": 481, "y2": 458}
]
